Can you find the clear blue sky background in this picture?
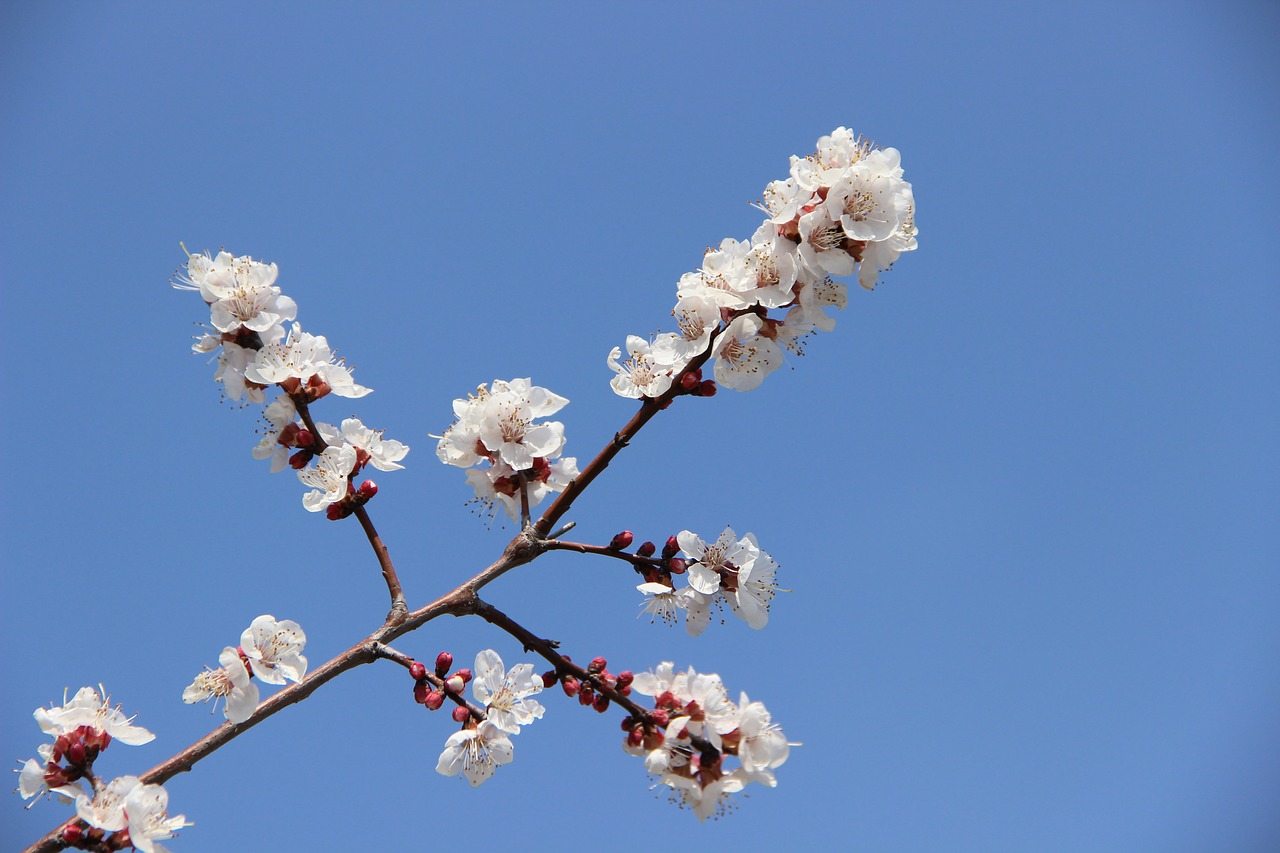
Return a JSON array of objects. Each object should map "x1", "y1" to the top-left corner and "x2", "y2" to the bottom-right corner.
[{"x1": 3, "y1": 2, "x2": 1277, "y2": 850}]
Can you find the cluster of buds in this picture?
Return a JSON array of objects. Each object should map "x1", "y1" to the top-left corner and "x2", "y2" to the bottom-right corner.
[
  {"x1": 610, "y1": 127, "x2": 917, "y2": 397},
  {"x1": 410, "y1": 651, "x2": 466, "y2": 713},
  {"x1": 541, "y1": 656, "x2": 633, "y2": 716},
  {"x1": 435, "y1": 379, "x2": 579, "y2": 521}
]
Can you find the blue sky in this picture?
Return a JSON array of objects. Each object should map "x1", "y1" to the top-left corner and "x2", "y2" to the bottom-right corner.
[{"x1": 2, "y1": 2, "x2": 1277, "y2": 850}]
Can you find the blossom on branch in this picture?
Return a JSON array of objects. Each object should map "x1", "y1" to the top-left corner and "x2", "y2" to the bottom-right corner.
[
  {"x1": 435, "y1": 720, "x2": 514, "y2": 787},
  {"x1": 240, "y1": 615, "x2": 308, "y2": 685},
  {"x1": 182, "y1": 647, "x2": 260, "y2": 725},
  {"x1": 471, "y1": 649, "x2": 545, "y2": 735}
]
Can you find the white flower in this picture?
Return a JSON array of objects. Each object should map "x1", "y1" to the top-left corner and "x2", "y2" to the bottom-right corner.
[
  {"x1": 435, "y1": 721, "x2": 514, "y2": 787},
  {"x1": 650, "y1": 292, "x2": 721, "y2": 366},
  {"x1": 251, "y1": 396, "x2": 299, "y2": 472},
  {"x1": 34, "y1": 686, "x2": 155, "y2": 745},
  {"x1": 725, "y1": 534, "x2": 782, "y2": 630},
  {"x1": 608, "y1": 335, "x2": 677, "y2": 399},
  {"x1": 182, "y1": 647, "x2": 260, "y2": 725},
  {"x1": 16, "y1": 748, "x2": 86, "y2": 806},
  {"x1": 711, "y1": 314, "x2": 783, "y2": 393},
  {"x1": 240, "y1": 615, "x2": 308, "y2": 685},
  {"x1": 340, "y1": 417, "x2": 409, "y2": 472},
  {"x1": 298, "y1": 444, "x2": 357, "y2": 512},
  {"x1": 124, "y1": 781, "x2": 192, "y2": 853},
  {"x1": 75, "y1": 775, "x2": 139, "y2": 831},
  {"x1": 678, "y1": 528, "x2": 755, "y2": 597},
  {"x1": 660, "y1": 771, "x2": 746, "y2": 822},
  {"x1": 735, "y1": 693, "x2": 791, "y2": 779},
  {"x1": 471, "y1": 650, "x2": 545, "y2": 735}
]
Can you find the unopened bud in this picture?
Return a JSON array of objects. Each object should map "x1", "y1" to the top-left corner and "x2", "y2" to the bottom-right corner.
[
  {"x1": 680, "y1": 370, "x2": 702, "y2": 391},
  {"x1": 413, "y1": 681, "x2": 430, "y2": 705},
  {"x1": 444, "y1": 675, "x2": 465, "y2": 694},
  {"x1": 456, "y1": 668, "x2": 473, "y2": 684},
  {"x1": 698, "y1": 379, "x2": 718, "y2": 397},
  {"x1": 619, "y1": 684, "x2": 632, "y2": 697},
  {"x1": 620, "y1": 715, "x2": 636, "y2": 732},
  {"x1": 435, "y1": 652, "x2": 453, "y2": 678},
  {"x1": 541, "y1": 670, "x2": 558, "y2": 689},
  {"x1": 561, "y1": 676, "x2": 580, "y2": 697},
  {"x1": 451, "y1": 707, "x2": 470, "y2": 724},
  {"x1": 599, "y1": 673, "x2": 618, "y2": 690},
  {"x1": 295, "y1": 428, "x2": 314, "y2": 447},
  {"x1": 667, "y1": 557, "x2": 687, "y2": 575},
  {"x1": 578, "y1": 686, "x2": 596, "y2": 706},
  {"x1": 61, "y1": 825, "x2": 84, "y2": 844},
  {"x1": 588, "y1": 656, "x2": 607, "y2": 674},
  {"x1": 289, "y1": 450, "x2": 310, "y2": 470},
  {"x1": 593, "y1": 694, "x2": 611, "y2": 713},
  {"x1": 409, "y1": 662, "x2": 427, "y2": 681},
  {"x1": 66, "y1": 740, "x2": 87, "y2": 767},
  {"x1": 325, "y1": 502, "x2": 345, "y2": 521},
  {"x1": 608, "y1": 530, "x2": 634, "y2": 550},
  {"x1": 662, "y1": 536, "x2": 680, "y2": 560},
  {"x1": 357, "y1": 480, "x2": 378, "y2": 499},
  {"x1": 649, "y1": 708, "x2": 671, "y2": 727},
  {"x1": 627, "y1": 727, "x2": 645, "y2": 747},
  {"x1": 424, "y1": 690, "x2": 446, "y2": 711},
  {"x1": 616, "y1": 670, "x2": 634, "y2": 687},
  {"x1": 636, "y1": 541, "x2": 656, "y2": 558}
]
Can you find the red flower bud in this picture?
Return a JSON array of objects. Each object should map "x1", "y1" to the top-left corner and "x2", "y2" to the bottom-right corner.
[
  {"x1": 444, "y1": 675, "x2": 465, "y2": 694},
  {"x1": 61, "y1": 825, "x2": 84, "y2": 844},
  {"x1": 289, "y1": 450, "x2": 310, "y2": 470},
  {"x1": 435, "y1": 652, "x2": 453, "y2": 678},
  {"x1": 588, "y1": 656, "x2": 607, "y2": 674},
  {"x1": 541, "y1": 670, "x2": 558, "y2": 689},
  {"x1": 620, "y1": 715, "x2": 636, "y2": 732},
  {"x1": 561, "y1": 676, "x2": 580, "y2": 697},
  {"x1": 616, "y1": 670, "x2": 634, "y2": 687},
  {"x1": 619, "y1": 684, "x2": 632, "y2": 697},
  {"x1": 636, "y1": 541, "x2": 656, "y2": 558},
  {"x1": 649, "y1": 708, "x2": 671, "y2": 727},
  {"x1": 667, "y1": 557, "x2": 688, "y2": 574},
  {"x1": 357, "y1": 480, "x2": 378, "y2": 499},
  {"x1": 578, "y1": 686, "x2": 596, "y2": 706},
  {"x1": 662, "y1": 536, "x2": 680, "y2": 560},
  {"x1": 608, "y1": 530, "x2": 634, "y2": 550},
  {"x1": 295, "y1": 428, "x2": 313, "y2": 447},
  {"x1": 409, "y1": 662, "x2": 427, "y2": 681},
  {"x1": 325, "y1": 502, "x2": 345, "y2": 521},
  {"x1": 698, "y1": 379, "x2": 718, "y2": 397},
  {"x1": 627, "y1": 727, "x2": 645, "y2": 747},
  {"x1": 451, "y1": 707, "x2": 470, "y2": 724},
  {"x1": 593, "y1": 694, "x2": 611, "y2": 713},
  {"x1": 455, "y1": 668, "x2": 473, "y2": 684},
  {"x1": 680, "y1": 370, "x2": 701, "y2": 391},
  {"x1": 413, "y1": 681, "x2": 431, "y2": 705},
  {"x1": 66, "y1": 740, "x2": 87, "y2": 767},
  {"x1": 424, "y1": 690, "x2": 446, "y2": 711}
]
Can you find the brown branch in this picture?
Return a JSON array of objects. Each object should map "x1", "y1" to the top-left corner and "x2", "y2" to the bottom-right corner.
[
  {"x1": 369, "y1": 643, "x2": 486, "y2": 722},
  {"x1": 542, "y1": 539, "x2": 660, "y2": 572}
]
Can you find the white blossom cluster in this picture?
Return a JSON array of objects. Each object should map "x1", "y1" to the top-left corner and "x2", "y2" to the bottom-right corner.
[
  {"x1": 435, "y1": 379, "x2": 579, "y2": 520},
  {"x1": 610, "y1": 127, "x2": 917, "y2": 395},
  {"x1": 182, "y1": 615, "x2": 308, "y2": 725},
  {"x1": 639, "y1": 527, "x2": 782, "y2": 636},
  {"x1": 626, "y1": 663, "x2": 791, "y2": 821},
  {"x1": 173, "y1": 250, "x2": 408, "y2": 513},
  {"x1": 436, "y1": 650, "x2": 545, "y2": 787},
  {"x1": 16, "y1": 687, "x2": 191, "y2": 852}
]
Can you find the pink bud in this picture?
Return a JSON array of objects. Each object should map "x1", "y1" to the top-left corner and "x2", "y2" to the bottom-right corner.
[
  {"x1": 588, "y1": 656, "x2": 607, "y2": 674},
  {"x1": 608, "y1": 530, "x2": 634, "y2": 550},
  {"x1": 662, "y1": 536, "x2": 680, "y2": 560},
  {"x1": 357, "y1": 480, "x2": 378, "y2": 499},
  {"x1": 649, "y1": 708, "x2": 671, "y2": 727},
  {"x1": 619, "y1": 716, "x2": 636, "y2": 732},
  {"x1": 541, "y1": 670, "x2": 558, "y2": 689},
  {"x1": 289, "y1": 450, "x2": 310, "y2": 470},
  {"x1": 444, "y1": 675, "x2": 464, "y2": 694},
  {"x1": 451, "y1": 707, "x2": 470, "y2": 724},
  {"x1": 413, "y1": 681, "x2": 430, "y2": 705},
  {"x1": 456, "y1": 668, "x2": 473, "y2": 684},
  {"x1": 295, "y1": 428, "x2": 314, "y2": 447},
  {"x1": 578, "y1": 686, "x2": 596, "y2": 706},
  {"x1": 667, "y1": 557, "x2": 687, "y2": 574},
  {"x1": 627, "y1": 727, "x2": 645, "y2": 747},
  {"x1": 409, "y1": 662, "x2": 427, "y2": 681},
  {"x1": 680, "y1": 370, "x2": 701, "y2": 391},
  {"x1": 619, "y1": 684, "x2": 632, "y2": 697},
  {"x1": 593, "y1": 694, "x2": 611, "y2": 713},
  {"x1": 66, "y1": 740, "x2": 87, "y2": 767},
  {"x1": 424, "y1": 690, "x2": 446, "y2": 711},
  {"x1": 325, "y1": 502, "x2": 345, "y2": 521},
  {"x1": 561, "y1": 676, "x2": 580, "y2": 697},
  {"x1": 435, "y1": 652, "x2": 453, "y2": 678},
  {"x1": 698, "y1": 379, "x2": 718, "y2": 397},
  {"x1": 616, "y1": 670, "x2": 634, "y2": 687},
  {"x1": 636, "y1": 541, "x2": 656, "y2": 558},
  {"x1": 61, "y1": 825, "x2": 84, "y2": 844}
]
